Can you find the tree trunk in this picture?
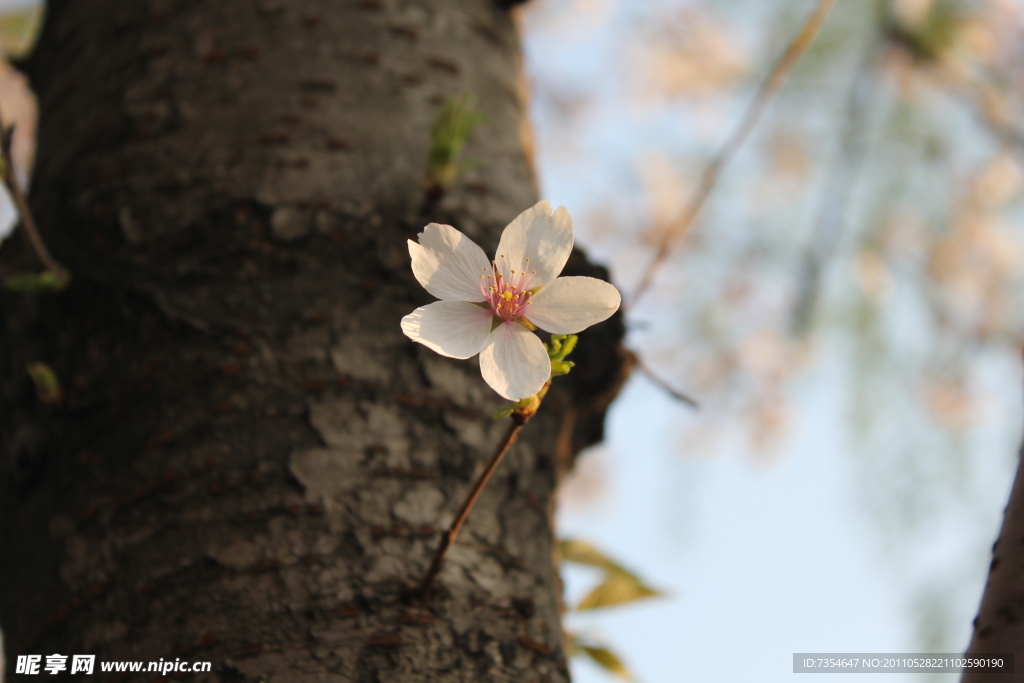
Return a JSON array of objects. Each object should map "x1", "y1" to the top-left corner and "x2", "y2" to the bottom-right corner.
[
  {"x1": 0, "y1": 1, "x2": 625, "y2": 680},
  {"x1": 963, "y1": 404, "x2": 1024, "y2": 683}
]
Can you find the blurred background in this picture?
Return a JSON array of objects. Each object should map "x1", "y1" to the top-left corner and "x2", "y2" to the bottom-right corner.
[
  {"x1": 0, "y1": 0, "x2": 1022, "y2": 680},
  {"x1": 519, "y1": 0, "x2": 1024, "y2": 681}
]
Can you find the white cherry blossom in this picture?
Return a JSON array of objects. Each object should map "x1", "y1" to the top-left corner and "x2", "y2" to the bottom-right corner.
[{"x1": 402, "y1": 200, "x2": 621, "y2": 400}]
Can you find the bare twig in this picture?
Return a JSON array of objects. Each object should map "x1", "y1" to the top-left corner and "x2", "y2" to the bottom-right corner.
[
  {"x1": 0, "y1": 108, "x2": 66, "y2": 278},
  {"x1": 418, "y1": 386, "x2": 548, "y2": 595},
  {"x1": 636, "y1": 356, "x2": 699, "y2": 409},
  {"x1": 629, "y1": 0, "x2": 837, "y2": 310}
]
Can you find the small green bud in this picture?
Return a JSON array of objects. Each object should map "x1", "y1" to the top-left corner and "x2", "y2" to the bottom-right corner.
[
  {"x1": 547, "y1": 333, "x2": 578, "y2": 361},
  {"x1": 3, "y1": 269, "x2": 71, "y2": 292},
  {"x1": 27, "y1": 362, "x2": 62, "y2": 405},
  {"x1": 550, "y1": 360, "x2": 575, "y2": 377},
  {"x1": 557, "y1": 335, "x2": 578, "y2": 359}
]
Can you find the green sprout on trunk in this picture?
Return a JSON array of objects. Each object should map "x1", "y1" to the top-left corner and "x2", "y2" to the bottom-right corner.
[{"x1": 425, "y1": 94, "x2": 484, "y2": 197}]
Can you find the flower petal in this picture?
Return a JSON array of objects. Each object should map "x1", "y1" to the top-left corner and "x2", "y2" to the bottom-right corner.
[
  {"x1": 526, "y1": 276, "x2": 621, "y2": 334},
  {"x1": 494, "y1": 200, "x2": 573, "y2": 288},
  {"x1": 479, "y1": 321, "x2": 551, "y2": 400},
  {"x1": 401, "y1": 301, "x2": 494, "y2": 359},
  {"x1": 409, "y1": 223, "x2": 490, "y2": 301}
]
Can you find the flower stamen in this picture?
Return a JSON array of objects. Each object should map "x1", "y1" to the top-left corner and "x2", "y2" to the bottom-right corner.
[{"x1": 479, "y1": 255, "x2": 536, "y2": 323}]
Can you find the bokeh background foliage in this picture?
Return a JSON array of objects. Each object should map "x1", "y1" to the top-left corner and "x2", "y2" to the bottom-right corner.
[{"x1": 520, "y1": 0, "x2": 1024, "y2": 680}]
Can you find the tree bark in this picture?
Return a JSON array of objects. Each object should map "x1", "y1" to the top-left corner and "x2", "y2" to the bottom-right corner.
[
  {"x1": 0, "y1": 1, "x2": 625, "y2": 680},
  {"x1": 963, "y1": 412, "x2": 1024, "y2": 683}
]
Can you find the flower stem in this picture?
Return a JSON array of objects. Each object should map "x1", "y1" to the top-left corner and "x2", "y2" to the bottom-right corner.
[{"x1": 418, "y1": 385, "x2": 548, "y2": 595}]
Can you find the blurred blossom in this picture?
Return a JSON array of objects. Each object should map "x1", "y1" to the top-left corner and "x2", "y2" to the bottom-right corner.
[
  {"x1": 737, "y1": 329, "x2": 790, "y2": 378},
  {"x1": 955, "y1": 0, "x2": 1022, "y2": 67},
  {"x1": 629, "y1": 9, "x2": 748, "y2": 100},
  {"x1": 972, "y1": 153, "x2": 1022, "y2": 206},
  {"x1": 750, "y1": 386, "x2": 792, "y2": 453},
  {"x1": 893, "y1": 0, "x2": 936, "y2": 27},
  {"x1": 879, "y1": 211, "x2": 929, "y2": 258},
  {"x1": 0, "y1": 56, "x2": 36, "y2": 242},
  {"x1": 522, "y1": 0, "x2": 615, "y2": 47},
  {"x1": 633, "y1": 152, "x2": 693, "y2": 245},
  {"x1": 558, "y1": 446, "x2": 612, "y2": 512},
  {"x1": 765, "y1": 130, "x2": 811, "y2": 184},
  {"x1": 923, "y1": 377, "x2": 973, "y2": 429},
  {"x1": 957, "y1": 18, "x2": 998, "y2": 64},
  {"x1": 925, "y1": 153, "x2": 1024, "y2": 343},
  {"x1": 854, "y1": 249, "x2": 892, "y2": 300}
]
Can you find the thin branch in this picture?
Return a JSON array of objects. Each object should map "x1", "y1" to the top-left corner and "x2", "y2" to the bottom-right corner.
[
  {"x1": 0, "y1": 108, "x2": 66, "y2": 278},
  {"x1": 946, "y1": 69, "x2": 1024, "y2": 170},
  {"x1": 418, "y1": 404, "x2": 536, "y2": 595},
  {"x1": 628, "y1": 0, "x2": 837, "y2": 311},
  {"x1": 791, "y1": 38, "x2": 881, "y2": 334},
  {"x1": 636, "y1": 356, "x2": 700, "y2": 409}
]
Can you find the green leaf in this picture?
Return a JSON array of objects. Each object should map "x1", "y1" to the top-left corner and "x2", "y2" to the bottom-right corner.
[
  {"x1": 493, "y1": 404, "x2": 516, "y2": 419},
  {"x1": 27, "y1": 361, "x2": 61, "y2": 405},
  {"x1": 567, "y1": 632, "x2": 583, "y2": 657},
  {"x1": 579, "y1": 644, "x2": 631, "y2": 679},
  {"x1": 562, "y1": 539, "x2": 664, "y2": 611},
  {"x1": 576, "y1": 570, "x2": 662, "y2": 612},
  {"x1": 3, "y1": 270, "x2": 70, "y2": 292}
]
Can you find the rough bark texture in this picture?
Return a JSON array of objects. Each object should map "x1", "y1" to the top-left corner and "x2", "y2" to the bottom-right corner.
[
  {"x1": 0, "y1": 1, "x2": 626, "y2": 681},
  {"x1": 963, "y1": 423, "x2": 1024, "y2": 683}
]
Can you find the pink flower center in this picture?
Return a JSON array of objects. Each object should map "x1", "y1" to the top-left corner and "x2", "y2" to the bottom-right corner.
[{"x1": 480, "y1": 255, "x2": 536, "y2": 322}]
